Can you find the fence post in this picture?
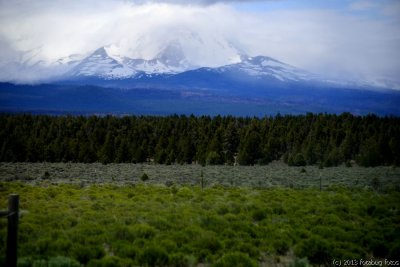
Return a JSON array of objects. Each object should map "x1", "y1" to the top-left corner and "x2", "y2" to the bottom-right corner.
[
  {"x1": 6, "y1": 194, "x2": 19, "y2": 267},
  {"x1": 319, "y1": 172, "x2": 322, "y2": 191}
]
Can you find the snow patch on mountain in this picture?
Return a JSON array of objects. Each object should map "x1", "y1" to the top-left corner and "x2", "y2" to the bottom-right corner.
[
  {"x1": 123, "y1": 42, "x2": 196, "y2": 74},
  {"x1": 216, "y1": 56, "x2": 320, "y2": 83},
  {"x1": 69, "y1": 47, "x2": 137, "y2": 79},
  {"x1": 67, "y1": 47, "x2": 378, "y2": 90},
  {"x1": 69, "y1": 40, "x2": 202, "y2": 78}
]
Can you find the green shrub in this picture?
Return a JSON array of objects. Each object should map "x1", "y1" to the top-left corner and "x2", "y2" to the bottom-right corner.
[
  {"x1": 288, "y1": 153, "x2": 306, "y2": 166},
  {"x1": 213, "y1": 252, "x2": 257, "y2": 267},
  {"x1": 42, "y1": 171, "x2": 51, "y2": 180},
  {"x1": 176, "y1": 187, "x2": 193, "y2": 199},
  {"x1": 169, "y1": 253, "x2": 196, "y2": 267},
  {"x1": 388, "y1": 241, "x2": 400, "y2": 260},
  {"x1": 32, "y1": 259, "x2": 47, "y2": 267},
  {"x1": 199, "y1": 214, "x2": 226, "y2": 232},
  {"x1": 371, "y1": 177, "x2": 381, "y2": 191},
  {"x1": 48, "y1": 256, "x2": 82, "y2": 267},
  {"x1": 71, "y1": 244, "x2": 104, "y2": 265},
  {"x1": 141, "y1": 173, "x2": 149, "y2": 181},
  {"x1": 131, "y1": 224, "x2": 156, "y2": 239},
  {"x1": 371, "y1": 240, "x2": 389, "y2": 258},
  {"x1": 295, "y1": 236, "x2": 333, "y2": 266},
  {"x1": 289, "y1": 258, "x2": 310, "y2": 267},
  {"x1": 113, "y1": 225, "x2": 135, "y2": 241},
  {"x1": 113, "y1": 240, "x2": 138, "y2": 259},
  {"x1": 35, "y1": 237, "x2": 52, "y2": 255},
  {"x1": 87, "y1": 256, "x2": 126, "y2": 267},
  {"x1": 149, "y1": 216, "x2": 172, "y2": 231},
  {"x1": 233, "y1": 242, "x2": 259, "y2": 258},
  {"x1": 216, "y1": 205, "x2": 229, "y2": 215},
  {"x1": 170, "y1": 231, "x2": 190, "y2": 248},
  {"x1": 18, "y1": 257, "x2": 33, "y2": 267},
  {"x1": 53, "y1": 237, "x2": 73, "y2": 252},
  {"x1": 138, "y1": 244, "x2": 169, "y2": 267},
  {"x1": 195, "y1": 233, "x2": 223, "y2": 254},
  {"x1": 165, "y1": 180, "x2": 174, "y2": 187},
  {"x1": 251, "y1": 208, "x2": 268, "y2": 221},
  {"x1": 273, "y1": 239, "x2": 290, "y2": 255},
  {"x1": 356, "y1": 138, "x2": 382, "y2": 167},
  {"x1": 272, "y1": 205, "x2": 286, "y2": 215},
  {"x1": 206, "y1": 151, "x2": 223, "y2": 165}
]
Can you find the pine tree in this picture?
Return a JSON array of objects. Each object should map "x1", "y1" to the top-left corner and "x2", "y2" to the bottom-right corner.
[{"x1": 99, "y1": 132, "x2": 114, "y2": 164}]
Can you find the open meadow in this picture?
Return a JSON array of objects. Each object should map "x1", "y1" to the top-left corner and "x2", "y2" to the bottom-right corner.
[{"x1": 1, "y1": 163, "x2": 400, "y2": 266}]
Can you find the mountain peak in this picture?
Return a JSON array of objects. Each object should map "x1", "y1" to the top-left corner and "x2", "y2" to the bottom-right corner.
[
  {"x1": 64, "y1": 39, "x2": 319, "y2": 83},
  {"x1": 68, "y1": 46, "x2": 136, "y2": 79},
  {"x1": 155, "y1": 41, "x2": 186, "y2": 67},
  {"x1": 211, "y1": 54, "x2": 317, "y2": 82},
  {"x1": 240, "y1": 55, "x2": 285, "y2": 66},
  {"x1": 91, "y1": 47, "x2": 109, "y2": 58}
]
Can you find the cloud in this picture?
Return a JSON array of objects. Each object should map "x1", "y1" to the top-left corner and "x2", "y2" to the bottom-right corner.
[
  {"x1": 349, "y1": 0, "x2": 377, "y2": 11},
  {"x1": 0, "y1": 2, "x2": 247, "y2": 67},
  {"x1": 0, "y1": 0, "x2": 399, "y2": 84},
  {"x1": 244, "y1": 9, "x2": 400, "y2": 82},
  {"x1": 128, "y1": 0, "x2": 270, "y2": 5},
  {"x1": 381, "y1": 1, "x2": 400, "y2": 18},
  {"x1": 349, "y1": 0, "x2": 400, "y2": 19}
]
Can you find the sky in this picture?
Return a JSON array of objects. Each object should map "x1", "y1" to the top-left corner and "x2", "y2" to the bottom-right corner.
[{"x1": 0, "y1": 0, "x2": 399, "y2": 85}]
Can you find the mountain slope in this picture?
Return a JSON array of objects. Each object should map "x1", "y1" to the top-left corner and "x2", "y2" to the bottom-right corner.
[
  {"x1": 1, "y1": 81, "x2": 400, "y2": 116},
  {"x1": 124, "y1": 42, "x2": 195, "y2": 74},
  {"x1": 68, "y1": 42, "x2": 198, "y2": 79},
  {"x1": 36, "y1": 41, "x2": 396, "y2": 92},
  {"x1": 69, "y1": 47, "x2": 136, "y2": 79},
  {"x1": 123, "y1": 42, "x2": 194, "y2": 74},
  {"x1": 219, "y1": 56, "x2": 318, "y2": 81},
  {"x1": 145, "y1": 55, "x2": 342, "y2": 97},
  {"x1": 65, "y1": 51, "x2": 367, "y2": 94}
]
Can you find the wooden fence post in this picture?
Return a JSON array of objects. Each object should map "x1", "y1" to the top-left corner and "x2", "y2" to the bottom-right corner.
[
  {"x1": 6, "y1": 194, "x2": 19, "y2": 267},
  {"x1": 319, "y1": 172, "x2": 322, "y2": 191}
]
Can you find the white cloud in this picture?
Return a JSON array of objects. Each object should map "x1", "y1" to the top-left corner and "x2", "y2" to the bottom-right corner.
[
  {"x1": 0, "y1": 0, "x2": 399, "y2": 84},
  {"x1": 244, "y1": 9, "x2": 400, "y2": 82}
]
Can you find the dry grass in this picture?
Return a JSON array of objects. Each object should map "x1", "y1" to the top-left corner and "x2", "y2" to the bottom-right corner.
[{"x1": 1, "y1": 161, "x2": 399, "y2": 190}]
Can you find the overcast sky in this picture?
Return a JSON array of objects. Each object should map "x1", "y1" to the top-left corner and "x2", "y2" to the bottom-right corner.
[{"x1": 0, "y1": 0, "x2": 399, "y2": 84}]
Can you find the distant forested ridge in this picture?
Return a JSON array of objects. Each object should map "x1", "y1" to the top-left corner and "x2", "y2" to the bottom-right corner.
[{"x1": 0, "y1": 113, "x2": 399, "y2": 167}]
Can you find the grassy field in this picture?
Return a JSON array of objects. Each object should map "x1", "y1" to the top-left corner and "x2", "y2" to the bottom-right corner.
[
  {"x1": 1, "y1": 161, "x2": 400, "y2": 190},
  {"x1": 0, "y1": 163, "x2": 400, "y2": 266}
]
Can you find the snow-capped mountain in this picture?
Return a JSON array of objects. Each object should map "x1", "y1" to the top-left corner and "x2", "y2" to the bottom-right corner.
[
  {"x1": 123, "y1": 42, "x2": 195, "y2": 75},
  {"x1": 213, "y1": 56, "x2": 320, "y2": 82},
  {"x1": 64, "y1": 28, "x2": 245, "y2": 79},
  {"x1": 3, "y1": 43, "x2": 400, "y2": 116},
  {"x1": 68, "y1": 42, "x2": 199, "y2": 79},
  {"x1": 155, "y1": 54, "x2": 335, "y2": 93},
  {"x1": 69, "y1": 47, "x2": 136, "y2": 79},
  {"x1": 2, "y1": 27, "x2": 399, "y2": 116},
  {"x1": 3, "y1": 34, "x2": 399, "y2": 91},
  {"x1": 66, "y1": 44, "x2": 324, "y2": 85}
]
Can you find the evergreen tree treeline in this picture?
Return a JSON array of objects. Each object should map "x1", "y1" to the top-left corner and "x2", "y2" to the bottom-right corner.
[{"x1": 1, "y1": 113, "x2": 399, "y2": 167}]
